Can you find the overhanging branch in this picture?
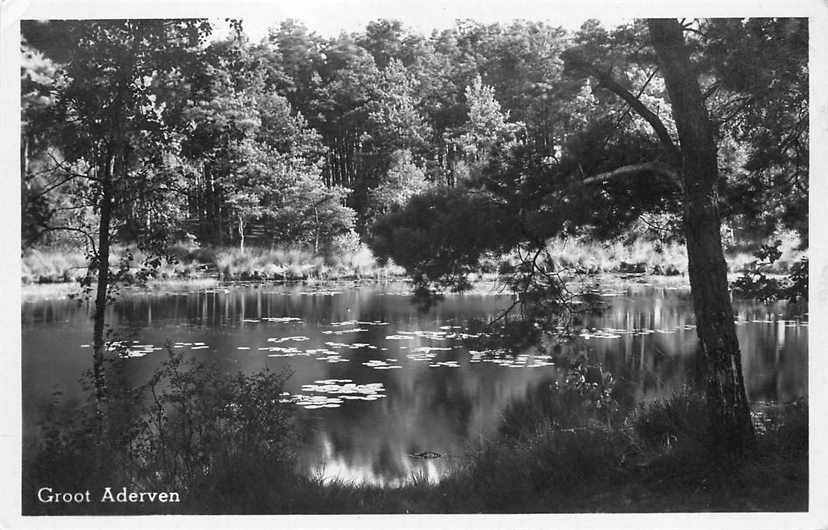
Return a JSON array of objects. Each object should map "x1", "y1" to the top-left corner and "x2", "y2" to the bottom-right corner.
[
  {"x1": 34, "y1": 225, "x2": 98, "y2": 256},
  {"x1": 588, "y1": 70, "x2": 680, "y2": 160},
  {"x1": 582, "y1": 161, "x2": 681, "y2": 188}
]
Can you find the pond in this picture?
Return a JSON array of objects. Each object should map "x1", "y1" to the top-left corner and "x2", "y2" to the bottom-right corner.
[{"x1": 21, "y1": 278, "x2": 807, "y2": 487}]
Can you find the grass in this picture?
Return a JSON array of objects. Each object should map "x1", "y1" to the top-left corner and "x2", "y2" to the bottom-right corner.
[
  {"x1": 21, "y1": 241, "x2": 405, "y2": 285},
  {"x1": 21, "y1": 228, "x2": 805, "y2": 286},
  {"x1": 21, "y1": 246, "x2": 90, "y2": 284},
  {"x1": 544, "y1": 229, "x2": 806, "y2": 277},
  {"x1": 209, "y1": 245, "x2": 395, "y2": 281}
]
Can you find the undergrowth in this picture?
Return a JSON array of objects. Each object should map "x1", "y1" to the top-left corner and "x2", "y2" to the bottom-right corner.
[
  {"x1": 22, "y1": 229, "x2": 805, "y2": 289},
  {"x1": 22, "y1": 241, "x2": 404, "y2": 285}
]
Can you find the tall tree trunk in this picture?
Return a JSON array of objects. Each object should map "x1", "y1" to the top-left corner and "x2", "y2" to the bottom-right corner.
[
  {"x1": 92, "y1": 155, "x2": 113, "y2": 407},
  {"x1": 648, "y1": 19, "x2": 755, "y2": 454},
  {"x1": 90, "y1": 21, "x2": 144, "y2": 446}
]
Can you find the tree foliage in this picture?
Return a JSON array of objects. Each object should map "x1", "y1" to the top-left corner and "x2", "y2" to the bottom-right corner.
[
  {"x1": 24, "y1": 17, "x2": 806, "y2": 254},
  {"x1": 367, "y1": 18, "x2": 807, "y2": 454}
]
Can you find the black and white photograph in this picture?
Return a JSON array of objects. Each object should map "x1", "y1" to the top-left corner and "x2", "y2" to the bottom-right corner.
[{"x1": 3, "y1": 0, "x2": 827, "y2": 527}]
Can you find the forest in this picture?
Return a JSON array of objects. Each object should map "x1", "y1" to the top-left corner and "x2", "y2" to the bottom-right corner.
[
  {"x1": 22, "y1": 18, "x2": 807, "y2": 274},
  {"x1": 20, "y1": 17, "x2": 809, "y2": 515}
]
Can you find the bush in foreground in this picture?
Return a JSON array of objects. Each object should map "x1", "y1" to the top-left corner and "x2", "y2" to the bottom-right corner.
[{"x1": 23, "y1": 351, "x2": 298, "y2": 515}]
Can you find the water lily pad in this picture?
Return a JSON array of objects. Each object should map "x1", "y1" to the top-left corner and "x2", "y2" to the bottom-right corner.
[
  {"x1": 262, "y1": 316, "x2": 302, "y2": 323},
  {"x1": 267, "y1": 336, "x2": 310, "y2": 343}
]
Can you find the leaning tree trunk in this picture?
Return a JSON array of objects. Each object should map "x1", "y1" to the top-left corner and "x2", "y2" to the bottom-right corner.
[{"x1": 648, "y1": 19, "x2": 755, "y2": 454}]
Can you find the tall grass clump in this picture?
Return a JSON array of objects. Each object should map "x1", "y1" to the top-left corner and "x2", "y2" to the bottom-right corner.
[
  {"x1": 545, "y1": 236, "x2": 688, "y2": 276},
  {"x1": 544, "y1": 229, "x2": 805, "y2": 278},
  {"x1": 326, "y1": 231, "x2": 405, "y2": 280},
  {"x1": 631, "y1": 389, "x2": 710, "y2": 453},
  {"x1": 725, "y1": 228, "x2": 806, "y2": 273},
  {"x1": 22, "y1": 237, "x2": 407, "y2": 286},
  {"x1": 214, "y1": 246, "x2": 320, "y2": 281},
  {"x1": 21, "y1": 245, "x2": 201, "y2": 285},
  {"x1": 211, "y1": 243, "x2": 402, "y2": 282},
  {"x1": 455, "y1": 417, "x2": 631, "y2": 512},
  {"x1": 22, "y1": 247, "x2": 89, "y2": 284}
]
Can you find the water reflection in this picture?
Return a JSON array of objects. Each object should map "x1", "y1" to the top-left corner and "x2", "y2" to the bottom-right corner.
[{"x1": 21, "y1": 280, "x2": 807, "y2": 486}]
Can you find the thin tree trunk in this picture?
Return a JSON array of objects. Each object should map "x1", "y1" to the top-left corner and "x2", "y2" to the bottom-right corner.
[
  {"x1": 238, "y1": 213, "x2": 245, "y2": 253},
  {"x1": 648, "y1": 19, "x2": 754, "y2": 454},
  {"x1": 21, "y1": 135, "x2": 29, "y2": 176},
  {"x1": 92, "y1": 155, "x2": 113, "y2": 407},
  {"x1": 90, "y1": 21, "x2": 143, "y2": 446},
  {"x1": 313, "y1": 205, "x2": 319, "y2": 254}
]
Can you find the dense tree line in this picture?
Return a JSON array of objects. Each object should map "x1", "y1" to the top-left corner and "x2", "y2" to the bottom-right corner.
[{"x1": 22, "y1": 18, "x2": 806, "y2": 250}]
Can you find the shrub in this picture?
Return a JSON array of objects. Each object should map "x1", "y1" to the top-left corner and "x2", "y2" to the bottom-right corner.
[
  {"x1": 631, "y1": 390, "x2": 709, "y2": 451},
  {"x1": 23, "y1": 350, "x2": 296, "y2": 514}
]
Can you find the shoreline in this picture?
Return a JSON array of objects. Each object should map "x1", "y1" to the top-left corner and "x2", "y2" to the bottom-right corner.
[
  {"x1": 19, "y1": 273, "x2": 686, "y2": 299},
  {"x1": 21, "y1": 269, "x2": 803, "y2": 303}
]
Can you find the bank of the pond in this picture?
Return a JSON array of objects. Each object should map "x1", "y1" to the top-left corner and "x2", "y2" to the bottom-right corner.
[
  {"x1": 24, "y1": 392, "x2": 807, "y2": 515},
  {"x1": 21, "y1": 243, "x2": 407, "y2": 285},
  {"x1": 21, "y1": 277, "x2": 223, "y2": 302},
  {"x1": 21, "y1": 233, "x2": 806, "y2": 287},
  {"x1": 271, "y1": 397, "x2": 807, "y2": 514}
]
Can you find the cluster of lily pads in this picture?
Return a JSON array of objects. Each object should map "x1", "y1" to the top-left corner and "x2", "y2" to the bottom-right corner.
[
  {"x1": 428, "y1": 360, "x2": 460, "y2": 368},
  {"x1": 361, "y1": 359, "x2": 402, "y2": 370},
  {"x1": 385, "y1": 329, "x2": 483, "y2": 342},
  {"x1": 325, "y1": 341, "x2": 380, "y2": 350},
  {"x1": 405, "y1": 346, "x2": 452, "y2": 362},
  {"x1": 576, "y1": 317, "x2": 807, "y2": 341},
  {"x1": 267, "y1": 335, "x2": 310, "y2": 343},
  {"x1": 264, "y1": 346, "x2": 348, "y2": 363},
  {"x1": 282, "y1": 379, "x2": 387, "y2": 409},
  {"x1": 81, "y1": 340, "x2": 208, "y2": 358},
  {"x1": 488, "y1": 354, "x2": 555, "y2": 369},
  {"x1": 295, "y1": 290, "x2": 343, "y2": 296},
  {"x1": 331, "y1": 320, "x2": 390, "y2": 327},
  {"x1": 578, "y1": 324, "x2": 698, "y2": 340},
  {"x1": 238, "y1": 316, "x2": 304, "y2": 324},
  {"x1": 734, "y1": 318, "x2": 808, "y2": 327},
  {"x1": 322, "y1": 328, "x2": 368, "y2": 335}
]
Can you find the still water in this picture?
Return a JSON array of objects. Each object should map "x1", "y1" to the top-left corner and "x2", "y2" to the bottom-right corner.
[{"x1": 21, "y1": 279, "x2": 807, "y2": 486}]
